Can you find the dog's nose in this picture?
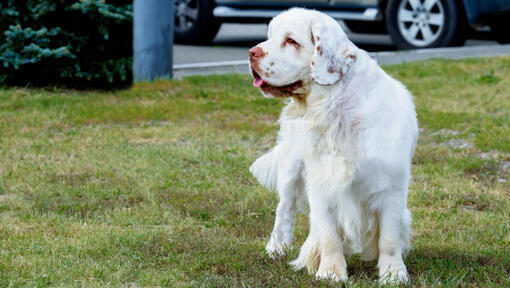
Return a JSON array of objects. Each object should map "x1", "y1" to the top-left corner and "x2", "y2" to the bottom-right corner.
[{"x1": 249, "y1": 46, "x2": 264, "y2": 61}]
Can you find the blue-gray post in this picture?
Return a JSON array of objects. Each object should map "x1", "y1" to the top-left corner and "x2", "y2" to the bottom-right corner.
[{"x1": 133, "y1": 0, "x2": 174, "y2": 81}]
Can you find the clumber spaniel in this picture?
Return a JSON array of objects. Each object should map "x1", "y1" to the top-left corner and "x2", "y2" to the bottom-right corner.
[{"x1": 248, "y1": 8, "x2": 418, "y2": 284}]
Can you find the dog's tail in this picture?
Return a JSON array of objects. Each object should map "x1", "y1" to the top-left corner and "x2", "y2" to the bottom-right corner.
[
  {"x1": 249, "y1": 148, "x2": 279, "y2": 191},
  {"x1": 289, "y1": 234, "x2": 320, "y2": 274}
]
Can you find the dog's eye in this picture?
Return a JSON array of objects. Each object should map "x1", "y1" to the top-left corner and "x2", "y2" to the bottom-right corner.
[{"x1": 284, "y1": 37, "x2": 300, "y2": 47}]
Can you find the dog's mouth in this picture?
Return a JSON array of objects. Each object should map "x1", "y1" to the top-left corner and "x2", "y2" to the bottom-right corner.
[{"x1": 252, "y1": 69, "x2": 303, "y2": 95}]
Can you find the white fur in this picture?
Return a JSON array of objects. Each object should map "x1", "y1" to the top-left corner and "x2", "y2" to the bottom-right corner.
[{"x1": 249, "y1": 8, "x2": 418, "y2": 284}]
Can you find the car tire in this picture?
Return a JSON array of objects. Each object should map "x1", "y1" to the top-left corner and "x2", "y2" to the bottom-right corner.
[
  {"x1": 344, "y1": 20, "x2": 387, "y2": 34},
  {"x1": 385, "y1": 0, "x2": 466, "y2": 49},
  {"x1": 174, "y1": 0, "x2": 221, "y2": 45}
]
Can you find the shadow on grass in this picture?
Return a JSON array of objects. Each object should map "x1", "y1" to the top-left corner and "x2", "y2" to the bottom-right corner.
[
  {"x1": 405, "y1": 248, "x2": 508, "y2": 286},
  {"x1": 179, "y1": 244, "x2": 508, "y2": 287}
]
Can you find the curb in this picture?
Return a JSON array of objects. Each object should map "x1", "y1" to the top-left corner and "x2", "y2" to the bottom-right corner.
[
  {"x1": 173, "y1": 60, "x2": 249, "y2": 79},
  {"x1": 173, "y1": 44, "x2": 510, "y2": 79},
  {"x1": 372, "y1": 44, "x2": 510, "y2": 65}
]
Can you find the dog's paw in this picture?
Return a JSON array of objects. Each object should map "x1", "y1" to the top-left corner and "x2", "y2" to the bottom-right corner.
[
  {"x1": 378, "y1": 257, "x2": 409, "y2": 285},
  {"x1": 265, "y1": 239, "x2": 290, "y2": 258},
  {"x1": 379, "y1": 269, "x2": 409, "y2": 285},
  {"x1": 315, "y1": 267, "x2": 348, "y2": 282}
]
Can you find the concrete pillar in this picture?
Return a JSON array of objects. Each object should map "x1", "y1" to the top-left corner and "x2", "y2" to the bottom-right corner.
[{"x1": 133, "y1": 0, "x2": 174, "y2": 81}]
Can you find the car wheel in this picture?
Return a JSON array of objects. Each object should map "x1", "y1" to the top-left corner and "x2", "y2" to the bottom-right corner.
[
  {"x1": 174, "y1": 0, "x2": 221, "y2": 44},
  {"x1": 385, "y1": 0, "x2": 466, "y2": 49}
]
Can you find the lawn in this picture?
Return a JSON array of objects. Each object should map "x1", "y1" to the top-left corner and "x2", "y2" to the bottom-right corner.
[{"x1": 0, "y1": 56, "x2": 509, "y2": 287}]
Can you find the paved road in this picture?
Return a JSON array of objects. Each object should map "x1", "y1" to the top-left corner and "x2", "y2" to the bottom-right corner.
[{"x1": 173, "y1": 22, "x2": 498, "y2": 65}]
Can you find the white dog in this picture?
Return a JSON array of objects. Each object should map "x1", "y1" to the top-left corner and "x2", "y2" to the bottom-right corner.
[{"x1": 248, "y1": 8, "x2": 418, "y2": 284}]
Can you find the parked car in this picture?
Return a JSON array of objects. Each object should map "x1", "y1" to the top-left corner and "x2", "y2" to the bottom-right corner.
[{"x1": 173, "y1": 0, "x2": 510, "y2": 49}]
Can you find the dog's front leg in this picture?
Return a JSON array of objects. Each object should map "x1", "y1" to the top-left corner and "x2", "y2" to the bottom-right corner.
[
  {"x1": 262, "y1": 145, "x2": 304, "y2": 258},
  {"x1": 265, "y1": 169, "x2": 303, "y2": 257},
  {"x1": 377, "y1": 191, "x2": 411, "y2": 284},
  {"x1": 310, "y1": 196, "x2": 348, "y2": 282}
]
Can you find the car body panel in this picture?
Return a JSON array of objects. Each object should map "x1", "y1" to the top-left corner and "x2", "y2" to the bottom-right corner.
[
  {"x1": 331, "y1": 0, "x2": 379, "y2": 5},
  {"x1": 216, "y1": 0, "x2": 327, "y2": 4},
  {"x1": 462, "y1": 0, "x2": 510, "y2": 25}
]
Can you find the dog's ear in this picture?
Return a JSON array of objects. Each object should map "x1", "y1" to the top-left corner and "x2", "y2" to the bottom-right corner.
[{"x1": 310, "y1": 19, "x2": 357, "y2": 85}]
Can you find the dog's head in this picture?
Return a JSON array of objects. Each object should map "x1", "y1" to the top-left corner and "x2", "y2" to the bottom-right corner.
[{"x1": 249, "y1": 8, "x2": 358, "y2": 99}]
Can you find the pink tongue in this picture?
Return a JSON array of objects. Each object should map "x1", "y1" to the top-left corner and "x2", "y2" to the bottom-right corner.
[{"x1": 253, "y1": 77, "x2": 265, "y2": 87}]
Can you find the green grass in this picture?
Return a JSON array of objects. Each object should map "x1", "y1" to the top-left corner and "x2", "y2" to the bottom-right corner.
[{"x1": 0, "y1": 56, "x2": 509, "y2": 287}]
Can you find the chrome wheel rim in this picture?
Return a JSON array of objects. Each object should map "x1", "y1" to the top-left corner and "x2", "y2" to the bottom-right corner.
[
  {"x1": 397, "y1": 0, "x2": 445, "y2": 47},
  {"x1": 175, "y1": 0, "x2": 199, "y2": 33}
]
